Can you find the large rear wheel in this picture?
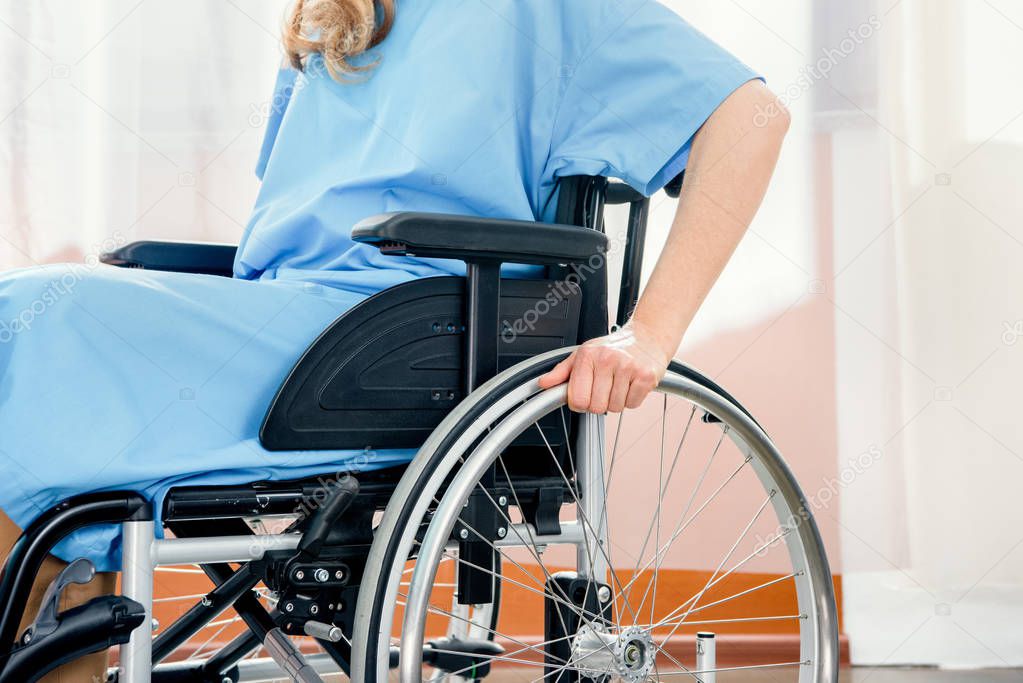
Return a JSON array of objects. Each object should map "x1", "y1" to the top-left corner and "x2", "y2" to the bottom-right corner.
[{"x1": 352, "y1": 353, "x2": 838, "y2": 682}]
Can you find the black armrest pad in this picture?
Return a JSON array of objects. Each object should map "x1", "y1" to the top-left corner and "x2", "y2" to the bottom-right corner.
[
  {"x1": 101, "y1": 241, "x2": 237, "y2": 277},
  {"x1": 351, "y1": 212, "x2": 606, "y2": 265}
]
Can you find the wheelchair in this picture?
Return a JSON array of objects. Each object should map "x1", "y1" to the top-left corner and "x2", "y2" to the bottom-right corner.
[{"x1": 0, "y1": 175, "x2": 838, "y2": 682}]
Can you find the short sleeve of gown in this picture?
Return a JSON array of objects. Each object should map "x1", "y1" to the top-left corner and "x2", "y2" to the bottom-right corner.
[{"x1": 548, "y1": 1, "x2": 761, "y2": 196}]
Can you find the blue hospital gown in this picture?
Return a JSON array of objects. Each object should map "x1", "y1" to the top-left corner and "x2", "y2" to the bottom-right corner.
[{"x1": 0, "y1": 0, "x2": 757, "y2": 570}]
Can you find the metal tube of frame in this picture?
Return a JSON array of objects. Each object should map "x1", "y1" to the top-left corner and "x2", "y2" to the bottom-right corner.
[
  {"x1": 576, "y1": 413, "x2": 609, "y2": 580},
  {"x1": 615, "y1": 197, "x2": 650, "y2": 327},
  {"x1": 151, "y1": 533, "x2": 300, "y2": 565},
  {"x1": 234, "y1": 653, "x2": 340, "y2": 680},
  {"x1": 120, "y1": 519, "x2": 155, "y2": 683}
]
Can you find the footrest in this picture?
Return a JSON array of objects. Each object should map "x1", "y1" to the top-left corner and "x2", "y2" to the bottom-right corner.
[{"x1": 0, "y1": 595, "x2": 146, "y2": 683}]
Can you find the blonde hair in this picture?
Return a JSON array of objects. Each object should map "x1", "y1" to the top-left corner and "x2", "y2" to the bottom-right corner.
[{"x1": 283, "y1": 0, "x2": 396, "y2": 80}]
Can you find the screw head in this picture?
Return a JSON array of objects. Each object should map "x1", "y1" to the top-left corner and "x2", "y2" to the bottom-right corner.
[
  {"x1": 284, "y1": 602, "x2": 294, "y2": 613},
  {"x1": 334, "y1": 569, "x2": 345, "y2": 580},
  {"x1": 498, "y1": 496, "x2": 508, "y2": 506},
  {"x1": 597, "y1": 586, "x2": 612, "y2": 603},
  {"x1": 497, "y1": 527, "x2": 507, "y2": 538},
  {"x1": 310, "y1": 604, "x2": 319, "y2": 615},
  {"x1": 295, "y1": 570, "x2": 305, "y2": 580},
  {"x1": 459, "y1": 528, "x2": 469, "y2": 539},
  {"x1": 314, "y1": 568, "x2": 330, "y2": 583}
]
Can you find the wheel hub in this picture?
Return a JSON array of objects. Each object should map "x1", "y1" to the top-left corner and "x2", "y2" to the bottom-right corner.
[
  {"x1": 570, "y1": 625, "x2": 656, "y2": 682},
  {"x1": 615, "y1": 627, "x2": 656, "y2": 681}
]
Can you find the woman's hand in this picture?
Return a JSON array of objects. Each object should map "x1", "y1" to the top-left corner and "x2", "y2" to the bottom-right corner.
[{"x1": 538, "y1": 321, "x2": 671, "y2": 413}]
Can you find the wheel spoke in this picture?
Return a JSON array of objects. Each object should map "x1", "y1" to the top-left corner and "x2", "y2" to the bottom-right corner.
[
  {"x1": 186, "y1": 614, "x2": 240, "y2": 661},
  {"x1": 439, "y1": 549, "x2": 584, "y2": 620},
  {"x1": 602, "y1": 409, "x2": 626, "y2": 627},
  {"x1": 457, "y1": 477, "x2": 607, "y2": 639},
  {"x1": 653, "y1": 642, "x2": 697, "y2": 680},
  {"x1": 651, "y1": 659, "x2": 808, "y2": 676},
  {"x1": 654, "y1": 490, "x2": 777, "y2": 644},
  {"x1": 654, "y1": 572, "x2": 801, "y2": 649},
  {"x1": 613, "y1": 443, "x2": 745, "y2": 606},
  {"x1": 650, "y1": 394, "x2": 668, "y2": 629},
  {"x1": 630, "y1": 403, "x2": 696, "y2": 623},
  {"x1": 621, "y1": 420, "x2": 723, "y2": 606},
  {"x1": 533, "y1": 420, "x2": 639, "y2": 625},
  {"x1": 635, "y1": 613, "x2": 804, "y2": 629},
  {"x1": 530, "y1": 656, "x2": 607, "y2": 683},
  {"x1": 441, "y1": 505, "x2": 615, "y2": 662},
  {"x1": 493, "y1": 454, "x2": 582, "y2": 645}
]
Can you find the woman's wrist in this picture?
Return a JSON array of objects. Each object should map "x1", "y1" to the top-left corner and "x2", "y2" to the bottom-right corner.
[{"x1": 622, "y1": 314, "x2": 681, "y2": 367}]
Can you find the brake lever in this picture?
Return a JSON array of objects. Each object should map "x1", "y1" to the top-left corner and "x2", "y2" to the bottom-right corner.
[{"x1": 22, "y1": 557, "x2": 96, "y2": 644}]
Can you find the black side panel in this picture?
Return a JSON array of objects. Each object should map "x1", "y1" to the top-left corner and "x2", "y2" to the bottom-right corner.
[{"x1": 260, "y1": 277, "x2": 582, "y2": 451}]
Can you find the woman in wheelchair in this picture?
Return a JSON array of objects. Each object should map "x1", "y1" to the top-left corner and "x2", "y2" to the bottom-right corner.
[{"x1": 0, "y1": 1, "x2": 834, "y2": 682}]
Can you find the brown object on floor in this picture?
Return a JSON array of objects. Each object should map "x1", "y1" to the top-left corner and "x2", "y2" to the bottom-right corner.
[{"x1": 0, "y1": 509, "x2": 117, "y2": 682}]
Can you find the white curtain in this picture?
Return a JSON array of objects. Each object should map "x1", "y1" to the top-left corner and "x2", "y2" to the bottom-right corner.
[
  {"x1": 0, "y1": 1, "x2": 287, "y2": 268},
  {"x1": 838, "y1": 0, "x2": 1023, "y2": 668}
]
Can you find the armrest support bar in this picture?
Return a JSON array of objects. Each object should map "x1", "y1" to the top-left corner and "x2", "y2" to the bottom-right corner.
[
  {"x1": 351, "y1": 212, "x2": 607, "y2": 265},
  {"x1": 101, "y1": 241, "x2": 237, "y2": 277}
]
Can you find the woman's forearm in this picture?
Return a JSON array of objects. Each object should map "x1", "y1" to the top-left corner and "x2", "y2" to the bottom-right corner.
[
  {"x1": 630, "y1": 79, "x2": 790, "y2": 360},
  {"x1": 540, "y1": 80, "x2": 788, "y2": 413}
]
